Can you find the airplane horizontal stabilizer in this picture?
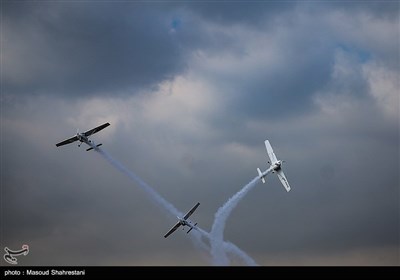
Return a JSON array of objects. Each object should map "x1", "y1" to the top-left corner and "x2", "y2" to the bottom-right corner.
[
  {"x1": 187, "y1": 223, "x2": 197, "y2": 234},
  {"x1": 257, "y1": 168, "x2": 266, "y2": 183},
  {"x1": 86, "y1": 143, "x2": 102, "y2": 151}
]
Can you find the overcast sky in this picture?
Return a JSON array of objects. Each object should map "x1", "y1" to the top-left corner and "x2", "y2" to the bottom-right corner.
[{"x1": 1, "y1": 1, "x2": 399, "y2": 266}]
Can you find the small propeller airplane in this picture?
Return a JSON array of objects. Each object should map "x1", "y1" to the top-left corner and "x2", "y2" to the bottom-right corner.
[
  {"x1": 56, "y1": 122, "x2": 110, "y2": 151},
  {"x1": 257, "y1": 140, "x2": 291, "y2": 192},
  {"x1": 164, "y1": 202, "x2": 200, "y2": 238}
]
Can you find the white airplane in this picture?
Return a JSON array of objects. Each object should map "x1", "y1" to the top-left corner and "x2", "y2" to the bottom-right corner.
[
  {"x1": 257, "y1": 140, "x2": 291, "y2": 192},
  {"x1": 56, "y1": 123, "x2": 110, "y2": 151},
  {"x1": 164, "y1": 202, "x2": 200, "y2": 238}
]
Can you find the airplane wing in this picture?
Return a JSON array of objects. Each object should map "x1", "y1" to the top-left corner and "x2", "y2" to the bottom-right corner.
[
  {"x1": 265, "y1": 140, "x2": 278, "y2": 163},
  {"x1": 276, "y1": 170, "x2": 291, "y2": 192},
  {"x1": 83, "y1": 123, "x2": 110, "y2": 137},
  {"x1": 183, "y1": 202, "x2": 200, "y2": 220},
  {"x1": 56, "y1": 136, "x2": 79, "y2": 147},
  {"x1": 164, "y1": 222, "x2": 181, "y2": 238}
]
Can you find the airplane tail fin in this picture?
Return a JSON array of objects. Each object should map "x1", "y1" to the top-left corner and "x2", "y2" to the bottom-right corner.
[{"x1": 257, "y1": 168, "x2": 266, "y2": 183}]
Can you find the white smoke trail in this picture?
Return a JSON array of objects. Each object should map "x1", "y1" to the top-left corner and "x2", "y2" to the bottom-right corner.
[
  {"x1": 210, "y1": 169, "x2": 271, "y2": 266},
  {"x1": 210, "y1": 177, "x2": 259, "y2": 265},
  {"x1": 95, "y1": 148, "x2": 256, "y2": 265},
  {"x1": 198, "y1": 228, "x2": 257, "y2": 266},
  {"x1": 96, "y1": 148, "x2": 211, "y2": 256},
  {"x1": 96, "y1": 148, "x2": 181, "y2": 216}
]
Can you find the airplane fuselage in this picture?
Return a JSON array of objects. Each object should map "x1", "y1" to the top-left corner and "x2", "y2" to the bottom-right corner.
[
  {"x1": 76, "y1": 133, "x2": 97, "y2": 148},
  {"x1": 77, "y1": 133, "x2": 90, "y2": 144},
  {"x1": 271, "y1": 160, "x2": 282, "y2": 172},
  {"x1": 76, "y1": 133, "x2": 102, "y2": 151},
  {"x1": 178, "y1": 217, "x2": 192, "y2": 228},
  {"x1": 178, "y1": 217, "x2": 197, "y2": 234}
]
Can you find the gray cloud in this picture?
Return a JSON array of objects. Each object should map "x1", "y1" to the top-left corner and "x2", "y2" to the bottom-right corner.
[{"x1": 3, "y1": 2, "x2": 186, "y2": 97}]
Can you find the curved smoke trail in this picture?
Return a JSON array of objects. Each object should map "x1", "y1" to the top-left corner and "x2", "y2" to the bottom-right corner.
[
  {"x1": 95, "y1": 148, "x2": 256, "y2": 265},
  {"x1": 209, "y1": 172, "x2": 272, "y2": 265},
  {"x1": 197, "y1": 228, "x2": 257, "y2": 266}
]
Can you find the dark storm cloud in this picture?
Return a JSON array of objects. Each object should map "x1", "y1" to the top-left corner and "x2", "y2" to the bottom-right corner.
[
  {"x1": 325, "y1": 0, "x2": 400, "y2": 20},
  {"x1": 228, "y1": 46, "x2": 334, "y2": 120},
  {"x1": 182, "y1": 1, "x2": 294, "y2": 26},
  {"x1": 3, "y1": 2, "x2": 185, "y2": 97},
  {"x1": 181, "y1": 1, "x2": 399, "y2": 120},
  {"x1": 183, "y1": 0, "x2": 399, "y2": 24}
]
